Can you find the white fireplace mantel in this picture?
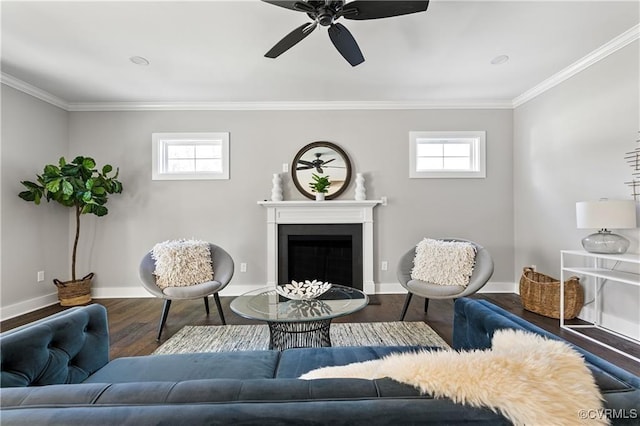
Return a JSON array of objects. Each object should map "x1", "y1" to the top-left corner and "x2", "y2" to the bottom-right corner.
[{"x1": 258, "y1": 200, "x2": 383, "y2": 294}]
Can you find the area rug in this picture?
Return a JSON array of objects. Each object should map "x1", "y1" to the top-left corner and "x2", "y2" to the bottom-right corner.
[{"x1": 153, "y1": 321, "x2": 449, "y2": 354}]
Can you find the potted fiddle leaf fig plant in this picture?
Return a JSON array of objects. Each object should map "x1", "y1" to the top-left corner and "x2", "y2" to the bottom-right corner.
[
  {"x1": 309, "y1": 173, "x2": 331, "y2": 201},
  {"x1": 18, "y1": 156, "x2": 123, "y2": 306}
]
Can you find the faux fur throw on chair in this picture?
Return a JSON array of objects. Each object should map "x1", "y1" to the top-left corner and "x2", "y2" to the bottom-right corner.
[
  {"x1": 152, "y1": 239, "x2": 214, "y2": 290},
  {"x1": 411, "y1": 238, "x2": 476, "y2": 286},
  {"x1": 300, "y1": 329, "x2": 606, "y2": 426}
]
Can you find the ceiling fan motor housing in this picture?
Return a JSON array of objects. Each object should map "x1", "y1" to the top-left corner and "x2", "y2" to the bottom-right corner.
[{"x1": 317, "y1": 9, "x2": 335, "y2": 26}]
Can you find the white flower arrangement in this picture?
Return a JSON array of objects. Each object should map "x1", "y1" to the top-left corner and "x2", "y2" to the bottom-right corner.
[{"x1": 275, "y1": 279, "x2": 332, "y2": 300}]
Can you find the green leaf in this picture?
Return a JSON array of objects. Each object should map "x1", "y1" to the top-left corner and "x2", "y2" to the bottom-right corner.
[
  {"x1": 85, "y1": 178, "x2": 95, "y2": 190},
  {"x1": 82, "y1": 191, "x2": 92, "y2": 202},
  {"x1": 94, "y1": 205, "x2": 108, "y2": 216},
  {"x1": 102, "y1": 164, "x2": 113, "y2": 174},
  {"x1": 61, "y1": 164, "x2": 80, "y2": 176},
  {"x1": 82, "y1": 157, "x2": 96, "y2": 170},
  {"x1": 62, "y1": 180, "x2": 74, "y2": 196},
  {"x1": 43, "y1": 165, "x2": 59, "y2": 177},
  {"x1": 21, "y1": 180, "x2": 41, "y2": 190},
  {"x1": 93, "y1": 186, "x2": 106, "y2": 195},
  {"x1": 45, "y1": 178, "x2": 61, "y2": 193},
  {"x1": 18, "y1": 190, "x2": 36, "y2": 202},
  {"x1": 58, "y1": 157, "x2": 66, "y2": 167}
]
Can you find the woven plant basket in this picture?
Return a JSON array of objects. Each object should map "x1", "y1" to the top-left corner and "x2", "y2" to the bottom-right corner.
[
  {"x1": 53, "y1": 273, "x2": 93, "y2": 306},
  {"x1": 519, "y1": 267, "x2": 584, "y2": 319}
]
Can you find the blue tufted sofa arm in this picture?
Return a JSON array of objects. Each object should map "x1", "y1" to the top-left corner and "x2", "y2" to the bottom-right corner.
[{"x1": 0, "y1": 304, "x2": 109, "y2": 387}]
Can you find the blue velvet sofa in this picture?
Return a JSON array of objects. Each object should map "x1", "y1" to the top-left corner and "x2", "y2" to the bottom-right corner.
[{"x1": 1, "y1": 299, "x2": 638, "y2": 425}]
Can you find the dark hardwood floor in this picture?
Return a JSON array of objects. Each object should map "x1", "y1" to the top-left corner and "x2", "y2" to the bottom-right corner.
[{"x1": 2, "y1": 293, "x2": 638, "y2": 375}]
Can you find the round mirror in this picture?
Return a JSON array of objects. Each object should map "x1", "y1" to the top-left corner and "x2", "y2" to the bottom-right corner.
[{"x1": 292, "y1": 141, "x2": 352, "y2": 200}]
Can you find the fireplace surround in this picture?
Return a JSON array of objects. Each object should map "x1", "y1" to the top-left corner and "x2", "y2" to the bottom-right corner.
[{"x1": 258, "y1": 200, "x2": 382, "y2": 294}]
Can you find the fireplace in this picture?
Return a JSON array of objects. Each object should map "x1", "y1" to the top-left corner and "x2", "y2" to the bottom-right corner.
[
  {"x1": 258, "y1": 200, "x2": 382, "y2": 294},
  {"x1": 278, "y1": 224, "x2": 363, "y2": 290}
]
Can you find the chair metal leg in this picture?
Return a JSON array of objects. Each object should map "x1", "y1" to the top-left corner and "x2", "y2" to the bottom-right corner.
[
  {"x1": 157, "y1": 299, "x2": 172, "y2": 341},
  {"x1": 203, "y1": 297, "x2": 210, "y2": 315},
  {"x1": 400, "y1": 292, "x2": 413, "y2": 321},
  {"x1": 213, "y1": 293, "x2": 226, "y2": 325},
  {"x1": 424, "y1": 297, "x2": 430, "y2": 314}
]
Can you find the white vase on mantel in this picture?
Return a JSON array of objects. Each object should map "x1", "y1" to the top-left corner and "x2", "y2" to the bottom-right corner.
[
  {"x1": 315, "y1": 192, "x2": 325, "y2": 201},
  {"x1": 271, "y1": 173, "x2": 283, "y2": 202},
  {"x1": 355, "y1": 173, "x2": 366, "y2": 201}
]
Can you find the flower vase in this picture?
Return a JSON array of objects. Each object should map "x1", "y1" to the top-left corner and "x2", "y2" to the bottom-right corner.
[
  {"x1": 355, "y1": 173, "x2": 366, "y2": 200},
  {"x1": 315, "y1": 193, "x2": 325, "y2": 201},
  {"x1": 271, "y1": 173, "x2": 283, "y2": 201}
]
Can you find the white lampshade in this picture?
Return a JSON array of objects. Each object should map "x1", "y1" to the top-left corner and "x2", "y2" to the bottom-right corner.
[{"x1": 576, "y1": 199, "x2": 637, "y2": 230}]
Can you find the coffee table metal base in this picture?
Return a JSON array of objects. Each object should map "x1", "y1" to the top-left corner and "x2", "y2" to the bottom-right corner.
[{"x1": 267, "y1": 319, "x2": 332, "y2": 350}]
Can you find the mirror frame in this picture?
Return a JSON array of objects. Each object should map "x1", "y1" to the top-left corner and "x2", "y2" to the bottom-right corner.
[{"x1": 291, "y1": 141, "x2": 352, "y2": 200}]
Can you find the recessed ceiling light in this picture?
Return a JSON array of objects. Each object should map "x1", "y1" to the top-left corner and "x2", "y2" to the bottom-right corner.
[
  {"x1": 490, "y1": 55, "x2": 509, "y2": 65},
  {"x1": 129, "y1": 56, "x2": 150, "y2": 66}
]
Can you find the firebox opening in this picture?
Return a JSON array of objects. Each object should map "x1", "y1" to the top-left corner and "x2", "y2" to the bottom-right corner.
[{"x1": 278, "y1": 224, "x2": 363, "y2": 290}]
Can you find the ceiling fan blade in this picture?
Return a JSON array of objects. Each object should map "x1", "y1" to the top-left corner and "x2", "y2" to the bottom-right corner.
[
  {"x1": 261, "y1": 1, "x2": 315, "y2": 13},
  {"x1": 341, "y1": 1, "x2": 429, "y2": 20},
  {"x1": 297, "y1": 165, "x2": 313, "y2": 170},
  {"x1": 328, "y1": 23, "x2": 364, "y2": 66},
  {"x1": 265, "y1": 22, "x2": 317, "y2": 58},
  {"x1": 322, "y1": 158, "x2": 336, "y2": 165},
  {"x1": 298, "y1": 160, "x2": 315, "y2": 167}
]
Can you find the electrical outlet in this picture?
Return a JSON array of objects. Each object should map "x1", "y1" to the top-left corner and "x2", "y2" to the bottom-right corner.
[
  {"x1": 282, "y1": 163, "x2": 289, "y2": 173},
  {"x1": 240, "y1": 263, "x2": 247, "y2": 273},
  {"x1": 37, "y1": 271, "x2": 45, "y2": 282},
  {"x1": 381, "y1": 261, "x2": 388, "y2": 271}
]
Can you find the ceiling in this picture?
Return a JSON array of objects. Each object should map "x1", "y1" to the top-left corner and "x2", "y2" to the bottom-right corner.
[{"x1": 1, "y1": 1, "x2": 639, "y2": 109}]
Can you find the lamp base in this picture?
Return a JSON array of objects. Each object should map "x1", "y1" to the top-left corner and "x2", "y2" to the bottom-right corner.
[{"x1": 581, "y1": 230, "x2": 630, "y2": 254}]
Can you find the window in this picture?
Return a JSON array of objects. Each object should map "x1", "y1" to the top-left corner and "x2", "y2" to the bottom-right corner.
[
  {"x1": 152, "y1": 132, "x2": 229, "y2": 180},
  {"x1": 409, "y1": 131, "x2": 486, "y2": 178}
]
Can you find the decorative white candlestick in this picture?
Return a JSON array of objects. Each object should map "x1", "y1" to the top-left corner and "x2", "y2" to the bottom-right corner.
[
  {"x1": 271, "y1": 173, "x2": 283, "y2": 201},
  {"x1": 355, "y1": 173, "x2": 366, "y2": 201}
]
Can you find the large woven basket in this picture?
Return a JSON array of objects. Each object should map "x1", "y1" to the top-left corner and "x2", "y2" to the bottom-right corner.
[
  {"x1": 53, "y1": 273, "x2": 93, "y2": 306},
  {"x1": 519, "y1": 267, "x2": 583, "y2": 319}
]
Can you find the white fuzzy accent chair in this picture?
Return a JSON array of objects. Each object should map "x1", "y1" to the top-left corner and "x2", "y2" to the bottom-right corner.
[
  {"x1": 398, "y1": 238, "x2": 493, "y2": 320},
  {"x1": 139, "y1": 243, "x2": 234, "y2": 340}
]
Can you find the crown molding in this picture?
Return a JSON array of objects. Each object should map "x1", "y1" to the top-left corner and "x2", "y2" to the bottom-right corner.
[
  {"x1": 65, "y1": 99, "x2": 513, "y2": 111},
  {"x1": 3, "y1": 24, "x2": 638, "y2": 112},
  {"x1": 0, "y1": 72, "x2": 69, "y2": 110},
  {"x1": 512, "y1": 23, "x2": 639, "y2": 108}
]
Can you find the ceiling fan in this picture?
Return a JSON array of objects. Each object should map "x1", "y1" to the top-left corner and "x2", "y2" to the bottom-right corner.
[
  {"x1": 297, "y1": 153, "x2": 337, "y2": 173},
  {"x1": 262, "y1": 0, "x2": 430, "y2": 66}
]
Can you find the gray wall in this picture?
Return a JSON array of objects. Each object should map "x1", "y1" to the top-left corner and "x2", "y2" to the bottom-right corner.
[
  {"x1": 513, "y1": 41, "x2": 639, "y2": 339},
  {"x1": 1, "y1": 86, "x2": 70, "y2": 314},
  {"x1": 65, "y1": 108, "x2": 514, "y2": 297}
]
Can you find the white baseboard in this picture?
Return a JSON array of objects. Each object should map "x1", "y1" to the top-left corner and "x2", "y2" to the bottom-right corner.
[
  {"x1": 91, "y1": 284, "x2": 265, "y2": 299},
  {"x1": 375, "y1": 281, "x2": 515, "y2": 294},
  {"x1": 2, "y1": 281, "x2": 516, "y2": 321},
  {"x1": 480, "y1": 281, "x2": 516, "y2": 293},
  {"x1": 0, "y1": 292, "x2": 59, "y2": 321},
  {"x1": 91, "y1": 287, "x2": 154, "y2": 299}
]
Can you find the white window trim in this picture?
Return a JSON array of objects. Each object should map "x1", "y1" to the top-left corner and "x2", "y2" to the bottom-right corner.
[
  {"x1": 409, "y1": 131, "x2": 486, "y2": 178},
  {"x1": 152, "y1": 132, "x2": 230, "y2": 180}
]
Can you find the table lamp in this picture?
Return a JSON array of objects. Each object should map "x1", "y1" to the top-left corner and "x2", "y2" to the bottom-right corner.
[{"x1": 576, "y1": 199, "x2": 637, "y2": 254}]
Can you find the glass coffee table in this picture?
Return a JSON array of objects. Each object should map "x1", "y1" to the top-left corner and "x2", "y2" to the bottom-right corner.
[{"x1": 230, "y1": 285, "x2": 368, "y2": 350}]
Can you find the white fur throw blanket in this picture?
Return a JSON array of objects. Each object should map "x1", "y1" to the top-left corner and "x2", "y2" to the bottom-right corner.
[
  {"x1": 301, "y1": 329, "x2": 606, "y2": 426},
  {"x1": 152, "y1": 239, "x2": 213, "y2": 289},
  {"x1": 411, "y1": 238, "x2": 476, "y2": 286}
]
